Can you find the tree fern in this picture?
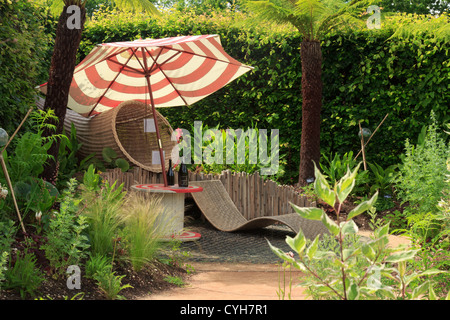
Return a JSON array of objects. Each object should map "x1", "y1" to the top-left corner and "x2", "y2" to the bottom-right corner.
[
  {"x1": 387, "y1": 12, "x2": 450, "y2": 42},
  {"x1": 244, "y1": 0, "x2": 372, "y2": 40}
]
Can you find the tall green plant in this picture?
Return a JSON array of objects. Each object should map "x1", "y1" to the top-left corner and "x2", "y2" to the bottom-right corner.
[
  {"x1": 268, "y1": 163, "x2": 449, "y2": 299},
  {"x1": 80, "y1": 165, "x2": 126, "y2": 256},
  {"x1": 120, "y1": 193, "x2": 166, "y2": 272},
  {"x1": 396, "y1": 113, "x2": 449, "y2": 216},
  {"x1": 395, "y1": 112, "x2": 449, "y2": 244},
  {"x1": 40, "y1": 179, "x2": 90, "y2": 276}
]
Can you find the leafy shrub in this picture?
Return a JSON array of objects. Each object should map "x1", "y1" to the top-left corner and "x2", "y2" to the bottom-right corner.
[
  {"x1": 0, "y1": 219, "x2": 15, "y2": 254},
  {"x1": 0, "y1": 0, "x2": 53, "y2": 134},
  {"x1": 85, "y1": 254, "x2": 112, "y2": 280},
  {"x1": 0, "y1": 251, "x2": 8, "y2": 289},
  {"x1": 396, "y1": 113, "x2": 448, "y2": 215},
  {"x1": 3, "y1": 250, "x2": 45, "y2": 299},
  {"x1": 0, "y1": 109, "x2": 63, "y2": 219},
  {"x1": 94, "y1": 269, "x2": 132, "y2": 300},
  {"x1": 268, "y1": 163, "x2": 449, "y2": 300},
  {"x1": 40, "y1": 179, "x2": 90, "y2": 276},
  {"x1": 395, "y1": 112, "x2": 449, "y2": 241}
]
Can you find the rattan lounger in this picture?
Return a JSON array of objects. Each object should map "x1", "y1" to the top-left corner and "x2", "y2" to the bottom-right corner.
[{"x1": 190, "y1": 180, "x2": 329, "y2": 239}]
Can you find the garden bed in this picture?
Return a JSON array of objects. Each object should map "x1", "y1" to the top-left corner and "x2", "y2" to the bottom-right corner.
[{"x1": 0, "y1": 243, "x2": 187, "y2": 300}]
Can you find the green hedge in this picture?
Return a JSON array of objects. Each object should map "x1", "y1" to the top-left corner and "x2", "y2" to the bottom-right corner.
[
  {"x1": 0, "y1": 0, "x2": 54, "y2": 133},
  {"x1": 77, "y1": 9, "x2": 450, "y2": 182}
]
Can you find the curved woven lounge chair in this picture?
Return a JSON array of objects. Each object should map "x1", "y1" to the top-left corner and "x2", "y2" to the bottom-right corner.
[{"x1": 190, "y1": 180, "x2": 329, "y2": 239}]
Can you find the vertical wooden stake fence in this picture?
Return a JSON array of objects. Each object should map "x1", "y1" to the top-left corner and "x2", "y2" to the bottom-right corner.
[{"x1": 100, "y1": 167, "x2": 316, "y2": 219}]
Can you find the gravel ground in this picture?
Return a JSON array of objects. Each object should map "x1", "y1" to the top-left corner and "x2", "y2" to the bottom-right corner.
[
  {"x1": 180, "y1": 198, "x2": 299, "y2": 264},
  {"x1": 181, "y1": 219, "x2": 296, "y2": 264}
]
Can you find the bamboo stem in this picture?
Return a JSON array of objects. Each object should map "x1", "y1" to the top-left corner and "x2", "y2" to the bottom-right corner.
[
  {"x1": 0, "y1": 155, "x2": 26, "y2": 234},
  {"x1": 359, "y1": 121, "x2": 367, "y2": 171},
  {"x1": 354, "y1": 113, "x2": 389, "y2": 161},
  {"x1": 0, "y1": 107, "x2": 33, "y2": 154},
  {"x1": 0, "y1": 108, "x2": 33, "y2": 235}
]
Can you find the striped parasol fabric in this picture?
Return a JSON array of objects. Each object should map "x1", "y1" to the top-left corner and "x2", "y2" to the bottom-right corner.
[{"x1": 38, "y1": 34, "x2": 253, "y2": 117}]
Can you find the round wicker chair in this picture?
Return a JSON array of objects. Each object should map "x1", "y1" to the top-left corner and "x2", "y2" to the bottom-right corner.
[{"x1": 63, "y1": 100, "x2": 176, "y2": 172}]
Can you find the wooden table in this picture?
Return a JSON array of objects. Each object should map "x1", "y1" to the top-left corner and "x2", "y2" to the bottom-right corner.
[{"x1": 130, "y1": 184, "x2": 203, "y2": 241}]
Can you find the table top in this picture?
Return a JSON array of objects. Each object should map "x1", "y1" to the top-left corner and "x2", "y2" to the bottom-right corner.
[{"x1": 131, "y1": 184, "x2": 203, "y2": 194}]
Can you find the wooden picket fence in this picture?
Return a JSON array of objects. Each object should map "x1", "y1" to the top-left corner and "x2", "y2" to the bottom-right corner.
[{"x1": 100, "y1": 167, "x2": 315, "y2": 220}]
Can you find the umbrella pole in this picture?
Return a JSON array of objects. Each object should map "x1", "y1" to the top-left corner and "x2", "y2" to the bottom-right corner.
[{"x1": 146, "y1": 75, "x2": 168, "y2": 187}]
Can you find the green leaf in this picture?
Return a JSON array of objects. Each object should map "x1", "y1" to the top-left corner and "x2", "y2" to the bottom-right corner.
[
  {"x1": 313, "y1": 163, "x2": 336, "y2": 207},
  {"x1": 347, "y1": 283, "x2": 359, "y2": 300},
  {"x1": 290, "y1": 203, "x2": 324, "y2": 221},
  {"x1": 362, "y1": 243, "x2": 376, "y2": 261},
  {"x1": 335, "y1": 163, "x2": 361, "y2": 203},
  {"x1": 286, "y1": 230, "x2": 307, "y2": 255},
  {"x1": 322, "y1": 213, "x2": 340, "y2": 236},
  {"x1": 343, "y1": 247, "x2": 361, "y2": 261},
  {"x1": 267, "y1": 240, "x2": 295, "y2": 264},
  {"x1": 102, "y1": 147, "x2": 117, "y2": 163},
  {"x1": 115, "y1": 158, "x2": 130, "y2": 172},
  {"x1": 306, "y1": 235, "x2": 320, "y2": 260},
  {"x1": 429, "y1": 284, "x2": 437, "y2": 300},
  {"x1": 405, "y1": 269, "x2": 446, "y2": 287},
  {"x1": 341, "y1": 220, "x2": 358, "y2": 235},
  {"x1": 347, "y1": 191, "x2": 378, "y2": 220},
  {"x1": 374, "y1": 223, "x2": 390, "y2": 238},
  {"x1": 411, "y1": 281, "x2": 430, "y2": 300},
  {"x1": 385, "y1": 249, "x2": 419, "y2": 263}
]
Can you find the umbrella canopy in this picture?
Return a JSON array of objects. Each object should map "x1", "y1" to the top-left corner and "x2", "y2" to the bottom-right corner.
[
  {"x1": 39, "y1": 34, "x2": 253, "y2": 186},
  {"x1": 39, "y1": 34, "x2": 253, "y2": 117}
]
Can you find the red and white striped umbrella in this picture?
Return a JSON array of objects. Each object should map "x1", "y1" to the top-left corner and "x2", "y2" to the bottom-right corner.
[
  {"x1": 39, "y1": 34, "x2": 253, "y2": 186},
  {"x1": 39, "y1": 34, "x2": 252, "y2": 116}
]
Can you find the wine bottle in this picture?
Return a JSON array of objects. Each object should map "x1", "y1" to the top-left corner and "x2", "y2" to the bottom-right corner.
[
  {"x1": 178, "y1": 161, "x2": 189, "y2": 188},
  {"x1": 167, "y1": 159, "x2": 175, "y2": 186}
]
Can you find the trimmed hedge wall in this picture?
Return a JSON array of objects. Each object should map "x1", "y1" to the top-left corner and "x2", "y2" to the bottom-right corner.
[{"x1": 77, "y1": 10, "x2": 450, "y2": 182}]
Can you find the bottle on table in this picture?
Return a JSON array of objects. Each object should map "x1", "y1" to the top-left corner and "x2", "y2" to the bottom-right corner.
[
  {"x1": 178, "y1": 161, "x2": 189, "y2": 188},
  {"x1": 167, "y1": 159, "x2": 175, "y2": 186}
]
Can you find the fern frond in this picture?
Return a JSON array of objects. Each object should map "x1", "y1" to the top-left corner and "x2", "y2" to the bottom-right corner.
[
  {"x1": 387, "y1": 12, "x2": 450, "y2": 42},
  {"x1": 245, "y1": 0, "x2": 297, "y2": 25},
  {"x1": 113, "y1": 0, "x2": 161, "y2": 16},
  {"x1": 244, "y1": 0, "x2": 372, "y2": 40}
]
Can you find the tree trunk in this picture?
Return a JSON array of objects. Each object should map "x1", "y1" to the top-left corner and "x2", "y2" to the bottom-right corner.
[
  {"x1": 41, "y1": 5, "x2": 86, "y2": 184},
  {"x1": 298, "y1": 40, "x2": 323, "y2": 186}
]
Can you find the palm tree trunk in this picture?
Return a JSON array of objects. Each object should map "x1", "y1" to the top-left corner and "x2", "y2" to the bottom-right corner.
[
  {"x1": 41, "y1": 4, "x2": 86, "y2": 184},
  {"x1": 298, "y1": 40, "x2": 322, "y2": 186}
]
